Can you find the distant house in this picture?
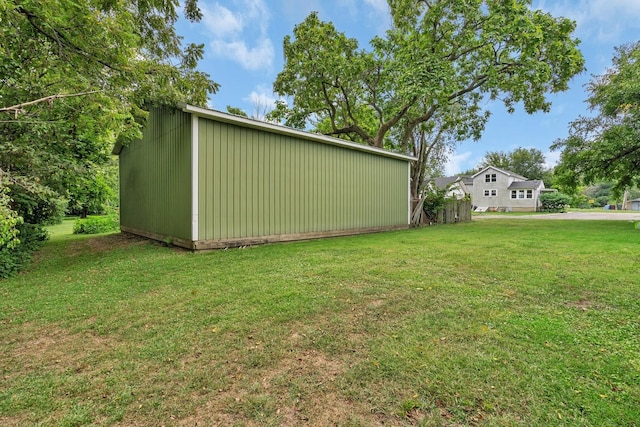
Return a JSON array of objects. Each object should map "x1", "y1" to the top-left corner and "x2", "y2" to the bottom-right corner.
[
  {"x1": 436, "y1": 166, "x2": 547, "y2": 212},
  {"x1": 434, "y1": 176, "x2": 472, "y2": 199},
  {"x1": 628, "y1": 198, "x2": 640, "y2": 211},
  {"x1": 470, "y1": 166, "x2": 546, "y2": 212}
]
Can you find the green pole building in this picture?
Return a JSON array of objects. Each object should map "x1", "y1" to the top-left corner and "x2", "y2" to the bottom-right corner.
[{"x1": 113, "y1": 104, "x2": 416, "y2": 249}]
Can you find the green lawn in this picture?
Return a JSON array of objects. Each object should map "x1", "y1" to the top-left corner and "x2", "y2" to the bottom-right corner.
[{"x1": 1, "y1": 219, "x2": 639, "y2": 426}]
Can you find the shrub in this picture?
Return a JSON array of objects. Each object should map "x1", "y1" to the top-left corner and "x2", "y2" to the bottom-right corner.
[
  {"x1": 1, "y1": 186, "x2": 22, "y2": 250},
  {"x1": 422, "y1": 188, "x2": 448, "y2": 223},
  {"x1": 9, "y1": 184, "x2": 66, "y2": 225},
  {"x1": 0, "y1": 223, "x2": 49, "y2": 279},
  {"x1": 73, "y1": 214, "x2": 120, "y2": 235},
  {"x1": 540, "y1": 191, "x2": 572, "y2": 212}
]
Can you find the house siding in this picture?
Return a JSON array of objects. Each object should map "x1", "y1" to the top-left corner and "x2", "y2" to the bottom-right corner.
[
  {"x1": 196, "y1": 118, "x2": 408, "y2": 242},
  {"x1": 118, "y1": 107, "x2": 193, "y2": 242},
  {"x1": 506, "y1": 190, "x2": 541, "y2": 211},
  {"x1": 471, "y1": 167, "x2": 540, "y2": 211},
  {"x1": 472, "y1": 168, "x2": 512, "y2": 208}
]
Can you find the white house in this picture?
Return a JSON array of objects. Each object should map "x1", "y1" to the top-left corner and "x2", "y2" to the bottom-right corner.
[
  {"x1": 436, "y1": 166, "x2": 547, "y2": 212},
  {"x1": 434, "y1": 176, "x2": 471, "y2": 200},
  {"x1": 469, "y1": 166, "x2": 545, "y2": 212}
]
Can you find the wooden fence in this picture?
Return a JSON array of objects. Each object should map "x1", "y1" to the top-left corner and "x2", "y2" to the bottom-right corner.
[{"x1": 436, "y1": 199, "x2": 472, "y2": 224}]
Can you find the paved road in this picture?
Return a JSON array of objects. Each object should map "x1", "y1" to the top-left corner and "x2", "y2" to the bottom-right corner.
[{"x1": 476, "y1": 211, "x2": 640, "y2": 221}]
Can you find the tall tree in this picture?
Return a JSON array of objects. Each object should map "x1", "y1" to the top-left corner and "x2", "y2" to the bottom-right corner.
[
  {"x1": 552, "y1": 42, "x2": 640, "y2": 192},
  {"x1": 1, "y1": 0, "x2": 218, "y2": 224},
  {"x1": 480, "y1": 147, "x2": 548, "y2": 180},
  {"x1": 270, "y1": 1, "x2": 584, "y2": 198}
]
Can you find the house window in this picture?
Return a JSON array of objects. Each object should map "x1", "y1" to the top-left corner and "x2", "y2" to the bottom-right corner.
[
  {"x1": 485, "y1": 173, "x2": 497, "y2": 183},
  {"x1": 484, "y1": 189, "x2": 497, "y2": 197},
  {"x1": 512, "y1": 190, "x2": 531, "y2": 199}
]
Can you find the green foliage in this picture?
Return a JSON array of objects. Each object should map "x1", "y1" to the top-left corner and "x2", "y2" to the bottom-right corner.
[
  {"x1": 583, "y1": 182, "x2": 617, "y2": 207},
  {"x1": 73, "y1": 214, "x2": 120, "y2": 235},
  {"x1": 553, "y1": 42, "x2": 640, "y2": 192},
  {"x1": 568, "y1": 192, "x2": 590, "y2": 209},
  {"x1": 0, "y1": 0, "x2": 218, "y2": 229},
  {"x1": 539, "y1": 191, "x2": 572, "y2": 211},
  {"x1": 422, "y1": 187, "x2": 448, "y2": 222},
  {"x1": 66, "y1": 161, "x2": 118, "y2": 217},
  {"x1": 226, "y1": 106, "x2": 248, "y2": 117},
  {"x1": 480, "y1": 147, "x2": 549, "y2": 181},
  {"x1": 0, "y1": 222, "x2": 48, "y2": 279},
  {"x1": 0, "y1": 185, "x2": 22, "y2": 249},
  {"x1": 8, "y1": 182, "x2": 66, "y2": 225}
]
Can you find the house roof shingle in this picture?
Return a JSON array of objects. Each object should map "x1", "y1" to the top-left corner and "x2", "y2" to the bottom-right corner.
[
  {"x1": 507, "y1": 180, "x2": 543, "y2": 189},
  {"x1": 434, "y1": 176, "x2": 460, "y2": 189},
  {"x1": 434, "y1": 175, "x2": 474, "y2": 189}
]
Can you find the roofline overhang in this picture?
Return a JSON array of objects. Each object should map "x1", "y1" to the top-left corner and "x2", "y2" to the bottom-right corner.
[{"x1": 180, "y1": 103, "x2": 417, "y2": 162}]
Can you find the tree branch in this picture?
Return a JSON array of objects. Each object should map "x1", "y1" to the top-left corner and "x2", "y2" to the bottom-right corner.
[
  {"x1": 17, "y1": 6, "x2": 120, "y2": 73},
  {"x1": 1, "y1": 91, "x2": 103, "y2": 115},
  {"x1": 374, "y1": 99, "x2": 418, "y2": 148}
]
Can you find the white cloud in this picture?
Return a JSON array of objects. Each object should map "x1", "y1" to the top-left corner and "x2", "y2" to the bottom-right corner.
[
  {"x1": 362, "y1": 0, "x2": 392, "y2": 33},
  {"x1": 211, "y1": 38, "x2": 274, "y2": 70},
  {"x1": 363, "y1": 0, "x2": 389, "y2": 15},
  {"x1": 243, "y1": 85, "x2": 279, "y2": 119},
  {"x1": 201, "y1": 3, "x2": 243, "y2": 38},
  {"x1": 543, "y1": 149, "x2": 561, "y2": 169},
  {"x1": 245, "y1": 85, "x2": 277, "y2": 108},
  {"x1": 445, "y1": 151, "x2": 473, "y2": 176},
  {"x1": 201, "y1": 0, "x2": 274, "y2": 71},
  {"x1": 241, "y1": 0, "x2": 271, "y2": 33},
  {"x1": 535, "y1": 0, "x2": 640, "y2": 42}
]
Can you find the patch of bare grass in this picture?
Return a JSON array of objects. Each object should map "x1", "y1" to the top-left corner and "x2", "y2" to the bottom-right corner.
[{"x1": 65, "y1": 232, "x2": 149, "y2": 257}]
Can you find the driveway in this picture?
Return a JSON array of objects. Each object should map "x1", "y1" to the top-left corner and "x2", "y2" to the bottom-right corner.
[{"x1": 475, "y1": 211, "x2": 640, "y2": 221}]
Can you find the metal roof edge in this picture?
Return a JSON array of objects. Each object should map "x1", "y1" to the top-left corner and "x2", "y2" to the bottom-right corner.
[{"x1": 180, "y1": 103, "x2": 417, "y2": 162}]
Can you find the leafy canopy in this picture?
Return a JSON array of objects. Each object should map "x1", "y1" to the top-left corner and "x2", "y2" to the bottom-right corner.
[
  {"x1": 552, "y1": 42, "x2": 640, "y2": 193},
  {"x1": 270, "y1": 0, "x2": 584, "y2": 198},
  {"x1": 1, "y1": 0, "x2": 218, "y2": 224}
]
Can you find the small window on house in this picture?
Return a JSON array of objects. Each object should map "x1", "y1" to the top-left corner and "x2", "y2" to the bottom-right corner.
[
  {"x1": 518, "y1": 190, "x2": 525, "y2": 199},
  {"x1": 485, "y1": 173, "x2": 497, "y2": 182},
  {"x1": 491, "y1": 189, "x2": 497, "y2": 196},
  {"x1": 484, "y1": 189, "x2": 490, "y2": 196},
  {"x1": 511, "y1": 190, "x2": 517, "y2": 199},
  {"x1": 526, "y1": 190, "x2": 533, "y2": 198}
]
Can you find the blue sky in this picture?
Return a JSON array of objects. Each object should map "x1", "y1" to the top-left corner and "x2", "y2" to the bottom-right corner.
[{"x1": 176, "y1": 0, "x2": 640, "y2": 175}]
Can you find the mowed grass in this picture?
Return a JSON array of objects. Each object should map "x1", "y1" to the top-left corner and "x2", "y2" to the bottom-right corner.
[{"x1": 1, "y1": 219, "x2": 639, "y2": 426}]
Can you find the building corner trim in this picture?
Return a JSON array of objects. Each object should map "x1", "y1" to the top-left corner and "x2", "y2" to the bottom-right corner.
[
  {"x1": 191, "y1": 114, "x2": 199, "y2": 241},
  {"x1": 408, "y1": 162, "x2": 412, "y2": 225}
]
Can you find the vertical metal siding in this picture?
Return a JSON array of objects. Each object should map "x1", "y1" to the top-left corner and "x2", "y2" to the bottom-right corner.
[
  {"x1": 119, "y1": 107, "x2": 192, "y2": 240},
  {"x1": 197, "y1": 118, "x2": 408, "y2": 241}
]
